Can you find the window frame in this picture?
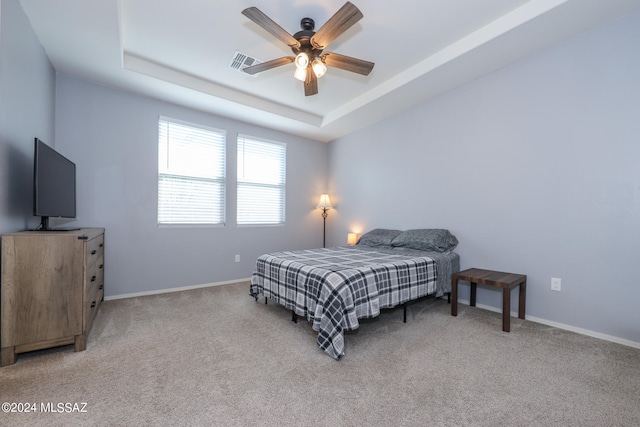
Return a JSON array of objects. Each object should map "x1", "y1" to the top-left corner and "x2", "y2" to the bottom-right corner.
[
  {"x1": 236, "y1": 134, "x2": 287, "y2": 226},
  {"x1": 157, "y1": 116, "x2": 227, "y2": 227}
]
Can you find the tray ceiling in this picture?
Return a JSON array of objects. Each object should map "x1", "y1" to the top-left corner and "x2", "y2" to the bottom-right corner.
[{"x1": 19, "y1": 0, "x2": 640, "y2": 142}]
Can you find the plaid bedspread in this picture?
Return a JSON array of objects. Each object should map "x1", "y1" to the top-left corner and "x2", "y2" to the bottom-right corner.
[{"x1": 250, "y1": 246, "x2": 439, "y2": 359}]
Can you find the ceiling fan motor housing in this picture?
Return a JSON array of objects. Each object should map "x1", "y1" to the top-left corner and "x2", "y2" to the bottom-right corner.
[
  {"x1": 300, "y1": 17, "x2": 315, "y2": 31},
  {"x1": 293, "y1": 18, "x2": 320, "y2": 58}
]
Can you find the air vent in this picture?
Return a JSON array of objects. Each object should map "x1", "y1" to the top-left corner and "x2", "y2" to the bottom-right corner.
[{"x1": 229, "y1": 51, "x2": 263, "y2": 76}]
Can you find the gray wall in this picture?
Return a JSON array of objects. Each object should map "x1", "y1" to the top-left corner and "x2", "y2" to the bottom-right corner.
[
  {"x1": 4, "y1": 0, "x2": 637, "y2": 346},
  {"x1": 328, "y1": 11, "x2": 640, "y2": 344},
  {"x1": 0, "y1": 0, "x2": 55, "y2": 234},
  {"x1": 54, "y1": 75, "x2": 329, "y2": 297}
]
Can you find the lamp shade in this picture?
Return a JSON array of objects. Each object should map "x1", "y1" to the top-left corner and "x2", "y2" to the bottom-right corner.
[
  {"x1": 316, "y1": 194, "x2": 333, "y2": 209},
  {"x1": 295, "y1": 52, "x2": 309, "y2": 69},
  {"x1": 347, "y1": 233, "x2": 358, "y2": 246},
  {"x1": 312, "y1": 58, "x2": 327, "y2": 78},
  {"x1": 293, "y1": 67, "x2": 307, "y2": 81}
]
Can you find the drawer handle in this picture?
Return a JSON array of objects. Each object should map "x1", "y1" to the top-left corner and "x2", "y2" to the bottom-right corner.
[
  {"x1": 99, "y1": 264, "x2": 104, "y2": 269},
  {"x1": 99, "y1": 285, "x2": 103, "y2": 290},
  {"x1": 91, "y1": 250, "x2": 97, "y2": 255},
  {"x1": 91, "y1": 275, "x2": 96, "y2": 282},
  {"x1": 99, "y1": 243, "x2": 104, "y2": 248},
  {"x1": 91, "y1": 301, "x2": 96, "y2": 308}
]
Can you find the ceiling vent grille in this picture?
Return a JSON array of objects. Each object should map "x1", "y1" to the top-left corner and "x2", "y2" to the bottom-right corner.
[{"x1": 229, "y1": 51, "x2": 262, "y2": 76}]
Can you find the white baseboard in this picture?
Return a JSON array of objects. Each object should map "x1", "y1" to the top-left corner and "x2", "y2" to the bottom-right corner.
[
  {"x1": 458, "y1": 298, "x2": 640, "y2": 350},
  {"x1": 103, "y1": 278, "x2": 251, "y2": 301},
  {"x1": 106, "y1": 285, "x2": 639, "y2": 351}
]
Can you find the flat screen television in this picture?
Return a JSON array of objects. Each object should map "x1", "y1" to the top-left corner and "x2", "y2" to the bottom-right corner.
[{"x1": 33, "y1": 138, "x2": 77, "y2": 230}]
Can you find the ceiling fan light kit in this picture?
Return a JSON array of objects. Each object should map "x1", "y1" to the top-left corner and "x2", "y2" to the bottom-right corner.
[
  {"x1": 241, "y1": 2, "x2": 374, "y2": 96},
  {"x1": 312, "y1": 58, "x2": 327, "y2": 78},
  {"x1": 293, "y1": 66, "x2": 307, "y2": 81},
  {"x1": 295, "y1": 52, "x2": 310, "y2": 69}
]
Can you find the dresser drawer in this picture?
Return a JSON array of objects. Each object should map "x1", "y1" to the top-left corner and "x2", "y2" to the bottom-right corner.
[
  {"x1": 86, "y1": 256, "x2": 104, "y2": 294},
  {"x1": 85, "y1": 285, "x2": 103, "y2": 333},
  {"x1": 85, "y1": 253, "x2": 104, "y2": 332},
  {"x1": 86, "y1": 233, "x2": 104, "y2": 267}
]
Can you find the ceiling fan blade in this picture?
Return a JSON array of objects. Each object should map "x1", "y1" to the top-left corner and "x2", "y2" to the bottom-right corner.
[
  {"x1": 243, "y1": 56, "x2": 295, "y2": 75},
  {"x1": 242, "y1": 7, "x2": 301, "y2": 49},
  {"x1": 321, "y1": 52, "x2": 374, "y2": 76},
  {"x1": 304, "y1": 68, "x2": 318, "y2": 96},
  {"x1": 310, "y1": 2, "x2": 363, "y2": 50}
]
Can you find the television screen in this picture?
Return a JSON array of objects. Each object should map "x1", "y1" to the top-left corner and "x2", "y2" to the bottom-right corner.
[{"x1": 33, "y1": 138, "x2": 76, "y2": 230}]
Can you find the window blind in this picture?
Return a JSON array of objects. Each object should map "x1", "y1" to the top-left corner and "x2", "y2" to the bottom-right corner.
[
  {"x1": 237, "y1": 134, "x2": 286, "y2": 225},
  {"x1": 158, "y1": 118, "x2": 226, "y2": 224}
]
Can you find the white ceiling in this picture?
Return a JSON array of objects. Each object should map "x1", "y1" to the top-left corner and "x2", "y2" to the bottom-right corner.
[{"x1": 19, "y1": 0, "x2": 640, "y2": 142}]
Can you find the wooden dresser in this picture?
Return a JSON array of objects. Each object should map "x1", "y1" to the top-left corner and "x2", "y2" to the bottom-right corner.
[{"x1": 1, "y1": 228, "x2": 105, "y2": 366}]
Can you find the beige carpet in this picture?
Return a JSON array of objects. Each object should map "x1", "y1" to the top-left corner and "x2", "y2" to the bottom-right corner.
[{"x1": 1, "y1": 281, "x2": 639, "y2": 426}]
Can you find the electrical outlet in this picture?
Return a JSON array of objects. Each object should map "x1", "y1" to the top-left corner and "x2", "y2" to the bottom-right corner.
[
  {"x1": 551, "y1": 277, "x2": 561, "y2": 292},
  {"x1": 235, "y1": 254, "x2": 240, "y2": 263}
]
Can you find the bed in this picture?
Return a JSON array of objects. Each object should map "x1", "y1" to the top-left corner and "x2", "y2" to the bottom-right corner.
[{"x1": 249, "y1": 228, "x2": 460, "y2": 359}]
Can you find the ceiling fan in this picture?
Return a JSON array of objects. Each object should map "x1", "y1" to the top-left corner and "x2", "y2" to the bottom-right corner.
[{"x1": 241, "y1": 2, "x2": 374, "y2": 96}]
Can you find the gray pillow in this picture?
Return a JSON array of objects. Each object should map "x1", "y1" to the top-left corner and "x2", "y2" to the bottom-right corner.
[
  {"x1": 391, "y1": 229, "x2": 458, "y2": 252},
  {"x1": 357, "y1": 228, "x2": 403, "y2": 247}
]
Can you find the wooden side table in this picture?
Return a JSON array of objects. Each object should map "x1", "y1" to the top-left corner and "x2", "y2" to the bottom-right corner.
[{"x1": 451, "y1": 268, "x2": 526, "y2": 332}]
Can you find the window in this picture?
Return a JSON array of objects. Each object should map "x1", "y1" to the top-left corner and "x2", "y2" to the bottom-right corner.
[
  {"x1": 158, "y1": 117, "x2": 226, "y2": 225},
  {"x1": 237, "y1": 134, "x2": 286, "y2": 225}
]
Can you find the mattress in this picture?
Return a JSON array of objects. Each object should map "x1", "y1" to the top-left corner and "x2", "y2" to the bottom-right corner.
[{"x1": 250, "y1": 245, "x2": 459, "y2": 359}]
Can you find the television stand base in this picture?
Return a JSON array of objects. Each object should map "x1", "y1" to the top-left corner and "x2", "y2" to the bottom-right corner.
[{"x1": 30, "y1": 228, "x2": 81, "y2": 232}]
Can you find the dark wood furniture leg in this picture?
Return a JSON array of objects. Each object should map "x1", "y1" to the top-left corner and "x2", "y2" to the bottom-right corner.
[
  {"x1": 519, "y1": 279, "x2": 527, "y2": 320},
  {"x1": 470, "y1": 282, "x2": 477, "y2": 307},
  {"x1": 451, "y1": 275, "x2": 458, "y2": 316},
  {"x1": 502, "y1": 286, "x2": 511, "y2": 332}
]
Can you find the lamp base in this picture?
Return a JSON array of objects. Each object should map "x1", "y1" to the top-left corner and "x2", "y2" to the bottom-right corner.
[{"x1": 322, "y1": 208, "x2": 328, "y2": 248}]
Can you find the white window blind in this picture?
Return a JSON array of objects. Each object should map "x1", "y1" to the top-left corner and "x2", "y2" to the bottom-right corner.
[
  {"x1": 158, "y1": 117, "x2": 226, "y2": 225},
  {"x1": 237, "y1": 134, "x2": 286, "y2": 225}
]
